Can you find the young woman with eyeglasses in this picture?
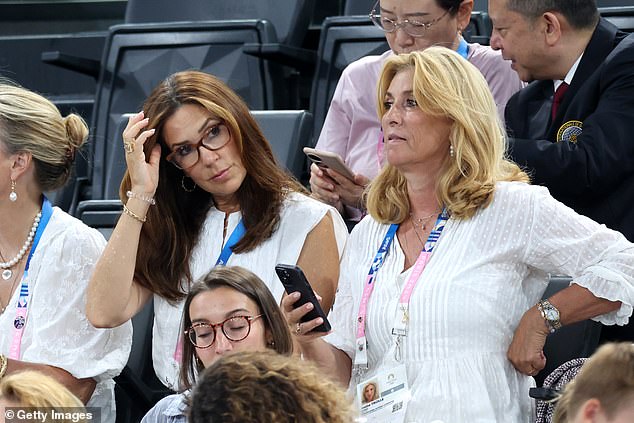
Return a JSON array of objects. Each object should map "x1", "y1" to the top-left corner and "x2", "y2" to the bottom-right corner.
[
  {"x1": 86, "y1": 70, "x2": 348, "y2": 390},
  {"x1": 310, "y1": 0, "x2": 525, "y2": 224},
  {"x1": 141, "y1": 266, "x2": 293, "y2": 422}
]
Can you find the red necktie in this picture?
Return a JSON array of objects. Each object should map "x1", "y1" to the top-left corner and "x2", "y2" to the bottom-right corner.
[{"x1": 552, "y1": 82, "x2": 569, "y2": 120}]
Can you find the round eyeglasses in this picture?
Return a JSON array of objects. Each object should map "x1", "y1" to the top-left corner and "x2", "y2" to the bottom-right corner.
[
  {"x1": 185, "y1": 315, "x2": 263, "y2": 349},
  {"x1": 369, "y1": 1, "x2": 452, "y2": 38},
  {"x1": 166, "y1": 122, "x2": 231, "y2": 170}
]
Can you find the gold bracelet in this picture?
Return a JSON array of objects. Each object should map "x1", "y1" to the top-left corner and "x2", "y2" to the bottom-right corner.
[
  {"x1": 123, "y1": 204, "x2": 147, "y2": 223},
  {"x1": 126, "y1": 190, "x2": 156, "y2": 205},
  {"x1": 0, "y1": 354, "x2": 8, "y2": 379}
]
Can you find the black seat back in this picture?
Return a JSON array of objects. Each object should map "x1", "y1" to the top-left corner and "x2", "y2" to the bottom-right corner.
[
  {"x1": 309, "y1": 16, "x2": 387, "y2": 145},
  {"x1": 343, "y1": 0, "x2": 373, "y2": 15},
  {"x1": 124, "y1": 0, "x2": 315, "y2": 47},
  {"x1": 600, "y1": 6, "x2": 634, "y2": 32},
  {"x1": 251, "y1": 110, "x2": 314, "y2": 180}
]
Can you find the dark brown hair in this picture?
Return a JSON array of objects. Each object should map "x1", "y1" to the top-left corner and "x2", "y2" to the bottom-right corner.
[
  {"x1": 178, "y1": 266, "x2": 293, "y2": 391},
  {"x1": 120, "y1": 70, "x2": 305, "y2": 301}
]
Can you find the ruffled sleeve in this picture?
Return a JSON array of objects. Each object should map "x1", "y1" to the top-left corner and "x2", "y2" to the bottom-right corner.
[
  {"x1": 20, "y1": 209, "x2": 132, "y2": 380},
  {"x1": 523, "y1": 186, "x2": 634, "y2": 325}
]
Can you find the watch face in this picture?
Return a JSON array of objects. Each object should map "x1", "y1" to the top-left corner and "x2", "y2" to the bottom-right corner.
[{"x1": 545, "y1": 308, "x2": 559, "y2": 320}]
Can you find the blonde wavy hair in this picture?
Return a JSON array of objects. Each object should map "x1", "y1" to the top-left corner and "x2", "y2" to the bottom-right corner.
[
  {"x1": 552, "y1": 342, "x2": 634, "y2": 423},
  {"x1": 0, "y1": 370, "x2": 84, "y2": 412},
  {"x1": 189, "y1": 350, "x2": 356, "y2": 423},
  {"x1": 366, "y1": 47, "x2": 528, "y2": 223},
  {"x1": 0, "y1": 79, "x2": 88, "y2": 191}
]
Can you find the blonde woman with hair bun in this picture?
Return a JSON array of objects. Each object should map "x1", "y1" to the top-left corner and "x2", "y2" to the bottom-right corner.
[
  {"x1": 0, "y1": 80, "x2": 131, "y2": 422},
  {"x1": 283, "y1": 47, "x2": 634, "y2": 422}
]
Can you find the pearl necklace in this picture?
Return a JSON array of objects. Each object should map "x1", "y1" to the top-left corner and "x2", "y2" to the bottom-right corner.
[{"x1": 0, "y1": 210, "x2": 42, "y2": 280}]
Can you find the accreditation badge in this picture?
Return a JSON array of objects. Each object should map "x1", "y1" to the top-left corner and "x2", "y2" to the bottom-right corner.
[
  {"x1": 556, "y1": 120, "x2": 583, "y2": 143},
  {"x1": 355, "y1": 365, "x2": 410, "y2": 423}
]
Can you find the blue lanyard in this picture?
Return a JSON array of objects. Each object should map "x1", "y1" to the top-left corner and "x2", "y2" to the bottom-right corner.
[
  {"x1": 23, "y1": 197, "x2": 53, "y2": 279},
  {"x1": 457, "y1": 38, "x2": 469, "y2": 59},
  {"x1": 354, "y1": 209, "x2": 449, "y2": 367},
  {"x1": 215, "y1": 219, "x2": 246, "y2": 266},
  {"x1": 9, "y1": 197, "x2": 53, "y2": 359}
]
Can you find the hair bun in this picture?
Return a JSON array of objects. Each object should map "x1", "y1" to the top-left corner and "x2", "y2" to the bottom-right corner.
[{"x1": 63, "y1": 114, "x2": 89, "y2": 150}]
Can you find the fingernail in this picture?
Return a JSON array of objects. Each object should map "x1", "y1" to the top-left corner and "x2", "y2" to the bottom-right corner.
[
  {"x1": 149, "y1": 129, "x2": 156, "y2": 133},
  {"x1": 316, "y1": 318, "x2": 323, "y2": 324},
  {"x1": 291, "y1": 292, "x2": 300, "y2": 299},
  {"x1": 305, "y1": 303, "x2": 314, "y2": 310}
]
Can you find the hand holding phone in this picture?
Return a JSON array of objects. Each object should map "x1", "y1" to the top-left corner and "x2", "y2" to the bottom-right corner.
[
  {"x1": 275, "y1": 264, "x2": 331, "y2": 333},
  {"x1": 303, "y1": 147, "x2": 356, "y2": 181}
]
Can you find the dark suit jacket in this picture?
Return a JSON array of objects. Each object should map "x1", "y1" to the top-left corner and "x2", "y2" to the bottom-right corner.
[
  {"x1": 506, "y1": 19, "x2": 634, "y2": 343},
  {"x1": 506, "y1": 19, "x2": 634, "y2": 241}
]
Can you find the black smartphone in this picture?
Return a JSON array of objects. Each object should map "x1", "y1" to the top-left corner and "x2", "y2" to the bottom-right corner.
[{"x1": 275, "y1": 264, "x2": 331, "y2": 332}]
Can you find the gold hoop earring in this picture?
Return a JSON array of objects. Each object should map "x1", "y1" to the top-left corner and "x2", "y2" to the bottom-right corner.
[{"x1": 181, "y1": 175, "x2": 196, "y2": 192}]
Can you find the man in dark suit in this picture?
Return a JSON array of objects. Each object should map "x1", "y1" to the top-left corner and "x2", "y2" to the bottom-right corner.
[{"x1": 488, "y1": 0, "x2": 634, "y2": 343}]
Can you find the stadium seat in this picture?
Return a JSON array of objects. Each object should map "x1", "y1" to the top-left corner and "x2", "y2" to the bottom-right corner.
[
  {"x1": 600, "y1": 6, "x2": 634, "y2": 32},
  {"x1": 309, "y1": 16, "x2": 387, "y2": 146},
  {"x1": 251, "y1": 110, "x2": 314, "y2": 181},
  {"x1": 124, "y1": 0, "x2": 314, "y2": 48},
  {"x1": 343, "y1": 0, "x2": 374, "y2": 15}
]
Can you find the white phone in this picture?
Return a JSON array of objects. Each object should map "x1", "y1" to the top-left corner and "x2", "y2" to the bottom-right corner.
[{"x1": 303, "y1": 147, "x2": 356, "y2": 181}]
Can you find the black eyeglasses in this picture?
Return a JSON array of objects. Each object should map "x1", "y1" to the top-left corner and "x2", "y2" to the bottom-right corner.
[
  {"x1": 185, "y1": 315, "x2": 263, "y2": 349},
  {"x1": 369, "y1": 1, "x2": 452, "y2": 38},
  {"x1": 165, "y1": 122, "x2": 231, "y2": 169}
]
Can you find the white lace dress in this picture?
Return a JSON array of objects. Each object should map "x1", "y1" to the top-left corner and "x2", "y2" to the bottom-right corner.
[
  {"x1": 0, "y1": 208, "x2": 132, "y2": 422},
  {"x1": 326, "y1": 182, "x2": 634, "y2": 423},
  {"x1": 152, "y1": 192, "x2": 348, "y2": 389}
]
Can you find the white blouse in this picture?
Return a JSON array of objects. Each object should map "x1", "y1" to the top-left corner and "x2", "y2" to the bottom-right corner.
[
  {"x1": 153, "y1": 192, "x2": 348, "y2": 389},
  {"x1": 326, "y1": 182, "x2": 634, "y2": 423},
  {"x1": 0, "y1": 208, "x2": 132, "y2": 422}
]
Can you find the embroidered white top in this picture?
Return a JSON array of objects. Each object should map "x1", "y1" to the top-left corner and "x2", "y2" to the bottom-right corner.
[
  {"x1": 0, "y1": 208, "x2": 132, "y2": 422},
  {"x1": 326, "y1": 182, "x2": 634, "y2": 422},
  {"x1": 152, "y1": 192, "x2": 348, "y2": 389}
]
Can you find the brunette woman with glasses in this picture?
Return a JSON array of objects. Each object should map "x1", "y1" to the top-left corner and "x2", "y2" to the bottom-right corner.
[
  {"x1": 86, "y1": 70, "x2": 348, "y2": 390},
  {"x1": 141, "y1": 266, "x2": 293, "y2": 423},
  {"x1": 309, "y1": 0, "x2": 525, "y2": 225}
]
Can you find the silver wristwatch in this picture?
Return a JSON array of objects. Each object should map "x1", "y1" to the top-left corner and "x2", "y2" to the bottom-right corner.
[{"x1": 537, "y1": 299, "x2": 562, "y2": 333}]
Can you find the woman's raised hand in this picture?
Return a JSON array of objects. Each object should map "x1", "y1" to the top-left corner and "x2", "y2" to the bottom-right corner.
[
  {"x1": 122, "y1": 111, "x2": 160, "y2": 196},
  {"x1": 281, "y1": 292, "x2": 330, "y2": 344}
]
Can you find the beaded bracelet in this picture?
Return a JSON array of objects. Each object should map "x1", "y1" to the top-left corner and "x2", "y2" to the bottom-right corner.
[
  {"x1": 0, "y1": 354, "x2": 8, "y2": 379},
  {"x1": 123, "y1": 204, "x2": 147, "y2": 223},
  {"x1": 126, "y1": 190, "x2": 156, "y2": 205}
]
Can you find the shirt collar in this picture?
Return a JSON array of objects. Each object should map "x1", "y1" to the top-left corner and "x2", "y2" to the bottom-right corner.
[{"x1": 554, "y1": 54, "x2": 583, "y2": 92}]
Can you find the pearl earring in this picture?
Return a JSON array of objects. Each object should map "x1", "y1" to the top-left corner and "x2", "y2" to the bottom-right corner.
[
  {"x1": 9, "y1": 179, "x2": 17, "y2": 202},
  {"x1": 449, "y1": 145, "x2": 455, "y2": 158}
]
